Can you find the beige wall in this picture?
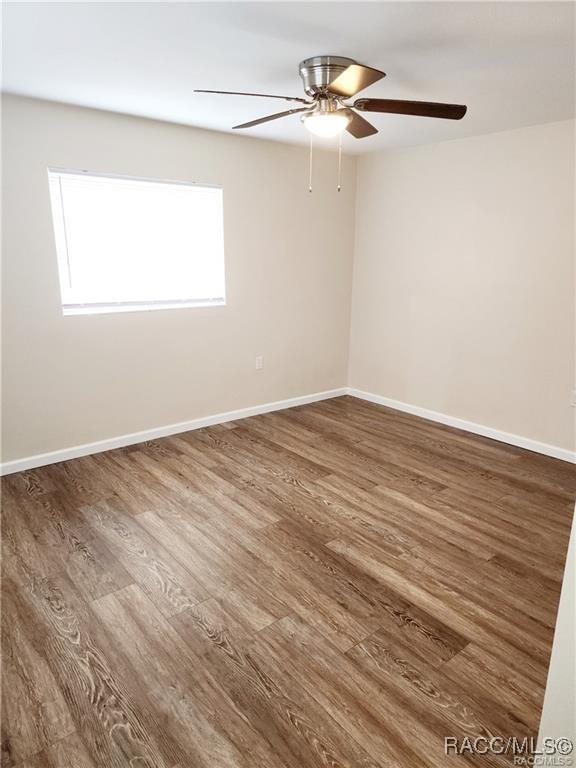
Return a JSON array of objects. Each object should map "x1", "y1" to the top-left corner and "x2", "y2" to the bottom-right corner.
[
  {"x1": 3, "y1": 97, "x2": 574, "y2": 463},
  {"x1": 538, "y1": 509, "x2": 576, "y2": 746},
  {"x1": 349, "y1": 120, "x2": 575, "y2": 451},
  {"x1": 1, "y1": 95, "x2": 356, "y2": 462}
]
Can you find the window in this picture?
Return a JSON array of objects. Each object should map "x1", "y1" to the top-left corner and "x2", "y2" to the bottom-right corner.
[{"x1": 48, "y1": 169, "x2": 225, "y2": 315}]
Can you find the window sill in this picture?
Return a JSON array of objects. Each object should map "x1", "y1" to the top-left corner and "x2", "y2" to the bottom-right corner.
[{"x1": 62, "y1": 299, "x2": 226, "y2": 316}]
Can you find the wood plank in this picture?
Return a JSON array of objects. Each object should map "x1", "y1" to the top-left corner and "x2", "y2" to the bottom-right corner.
[
  {"x1": 4, "y1": 573, "x2": 173, "y2": 767},
  {"x1": 13, "y1": 733, "x2": 96, "y2": 768},
  {"x1": 2, "y1": 396, "x2": 573, "y2": 767},
  {"x1": 81, "y1": 497, "x2": 208, "y2": 617},
  {"x1": 170, "y1": 598, "x2": 383, "y2": 768},
  {"x1": 254, "y1": 614, "x2": 472, "y2": 768},
  {"x1": 92, "y1": 584, "x2": 289, "y2": 768},
  {"x1": 1, "y1": 581, "x2": 75, "y2": 766}
]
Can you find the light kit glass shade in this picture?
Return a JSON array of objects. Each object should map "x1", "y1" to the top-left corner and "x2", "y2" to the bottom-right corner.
[{"x1": 302, "y1": 107, "x2": 351, "y2": 138}]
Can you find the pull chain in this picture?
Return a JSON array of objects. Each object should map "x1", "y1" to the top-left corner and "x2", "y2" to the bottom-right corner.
[
  {"x1": 337, "y1": 133, "x2": 343, "y2": 192},
  {"x1": 308, "y1": 134, "x2": 313, "y2": 192},
  {"x1": 306, "y1": 133, "x2": 343, "y2": 192}
]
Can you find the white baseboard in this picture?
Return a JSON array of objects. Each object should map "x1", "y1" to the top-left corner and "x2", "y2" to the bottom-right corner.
[
  {"x1": 347, "y1": 388, "x2": 576, "y2": 464},
  {"x1": 3, "y1": 385, "x2": 573, "y2": 474},
  {"x1": 0, "y1": 388, "x2": 347, "y2": 476}
]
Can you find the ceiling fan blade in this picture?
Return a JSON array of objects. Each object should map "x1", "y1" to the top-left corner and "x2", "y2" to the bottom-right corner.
[
  {"x1": 342, "y1": 109, "x2": 378, "y2": 139},
  {"x1": 327, "y1": 64, "x2": 386, "y2": 98},
  {"x1": 195, "y1": 89, "x2": 309, "y2": 105},
  {"x1": 233, "y1": 107, "x2": 309, "y2": 130},
  {"x1": 354, "y1": 98, "x2": 467, "y2": 120}
]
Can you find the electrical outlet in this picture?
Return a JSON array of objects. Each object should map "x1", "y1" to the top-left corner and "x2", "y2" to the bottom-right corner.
[
  {"x1": 571, "y1": 389, "x2": 576, "y2": 407},
  {"x1": 255, "y1": 355, "x2": 263, "y2": 371}
]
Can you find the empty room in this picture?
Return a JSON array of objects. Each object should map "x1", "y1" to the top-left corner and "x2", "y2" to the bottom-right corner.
[{"x1": 1, "y1": 2, "x2": 575, "y2": 767}]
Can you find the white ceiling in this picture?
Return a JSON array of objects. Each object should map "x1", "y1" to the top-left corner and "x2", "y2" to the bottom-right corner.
[{"x1": 3, "y1": 2, "x2": 575, "y2": 154}]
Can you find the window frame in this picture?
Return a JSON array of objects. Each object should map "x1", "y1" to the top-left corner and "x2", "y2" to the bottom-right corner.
[{"x1": 47, "y1": 168, "x2": 227, "y2": 316}]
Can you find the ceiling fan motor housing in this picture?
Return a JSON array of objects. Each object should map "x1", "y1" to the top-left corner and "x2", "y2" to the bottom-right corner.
[{"x1": 299, "y1": 56, "x2": 356, "y2": 97}]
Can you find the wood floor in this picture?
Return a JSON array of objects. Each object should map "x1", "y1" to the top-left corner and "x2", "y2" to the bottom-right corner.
[{"x1": 2, "y1": 396, "x2": 574, "y2": 768}]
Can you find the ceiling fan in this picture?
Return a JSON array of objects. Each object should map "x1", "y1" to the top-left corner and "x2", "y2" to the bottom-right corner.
[{"x1": 195, "y1": 55, "x2": 467, "y2": 139}]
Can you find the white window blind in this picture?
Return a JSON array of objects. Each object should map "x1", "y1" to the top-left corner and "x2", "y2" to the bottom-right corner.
[{"x1": 48, "y1": 169, "x2": 226, "y2": 315}]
